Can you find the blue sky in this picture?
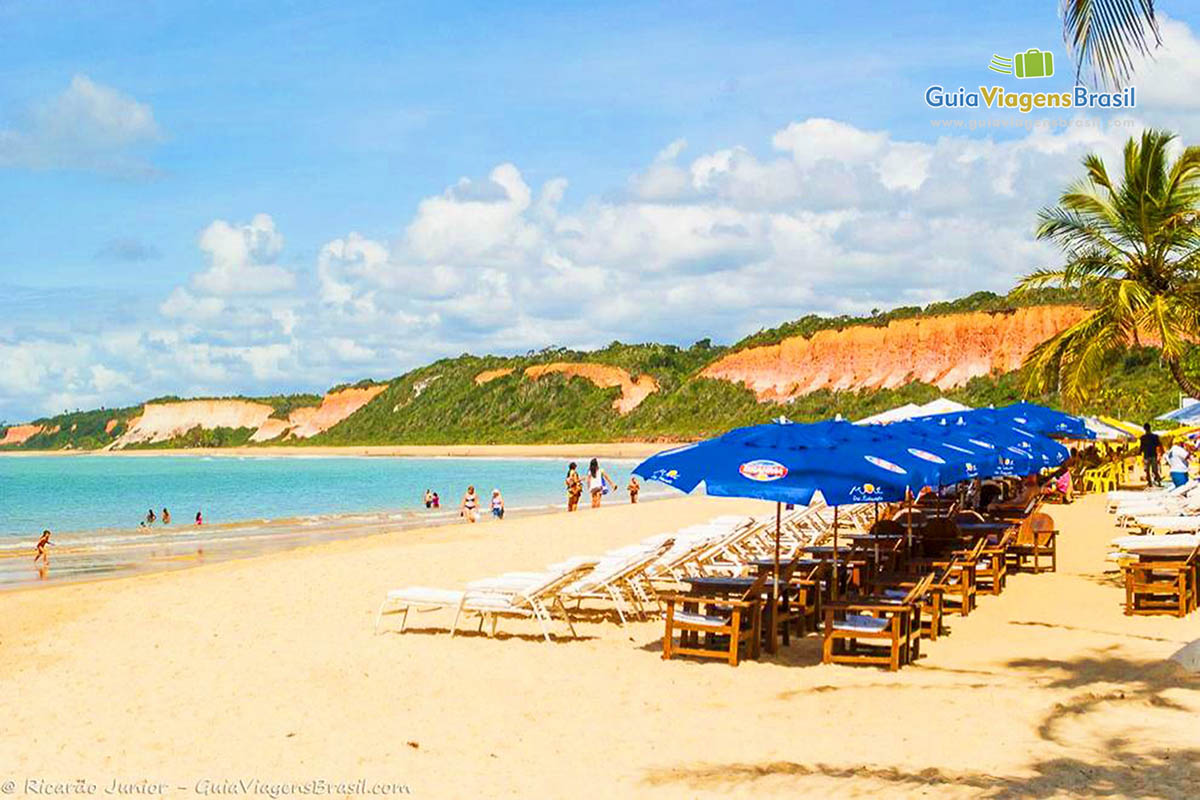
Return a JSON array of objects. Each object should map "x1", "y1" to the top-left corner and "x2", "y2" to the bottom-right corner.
[{"x1": 2, "y1": 1, "x2": 1199, "y2": 419}]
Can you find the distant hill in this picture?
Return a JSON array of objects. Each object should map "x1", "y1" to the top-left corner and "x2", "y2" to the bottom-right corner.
[{"x1": 2, "y1": 288, "x2": 1191, "y2": 450}]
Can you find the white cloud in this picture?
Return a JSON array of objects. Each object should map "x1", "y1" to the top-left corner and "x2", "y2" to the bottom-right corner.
[
  {"x1": 0, "y1": 75, "x2": 161, "y2": 175},
  {"x1": 191, "y1": 214, "x2": 294, "y2": 296},
  {"x1": 8, "y1": 18, "x2": 1200, "y2": 420}
]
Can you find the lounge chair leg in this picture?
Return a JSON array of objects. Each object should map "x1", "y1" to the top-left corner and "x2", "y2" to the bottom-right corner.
[
  {"x1": 374, "y1": 600, "x2": 389, "y2": 635},
  {"x1": 729, "y1": 609, "x2": 741, "y2": 666},
  {"x1": 555, "y1": 598, "x2": 578, "y2": 638},
  {"x1": 662, "y1": 603, "x2": 675, "y2": 660},
  {"x1": 399, "y1": 607, "x2": 409, "y2": 633},
  {"x1": 450, "y1": 597, "x2": 465, "y2": 637}
]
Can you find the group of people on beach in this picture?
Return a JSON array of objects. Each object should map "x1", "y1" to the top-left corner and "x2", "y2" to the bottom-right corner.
[
  {"x1": 564, "y1": 458, "x2": 639, "y2": 511},
  {"x1": 459, "y1": 486, "x2": 504, "y2": 523}
]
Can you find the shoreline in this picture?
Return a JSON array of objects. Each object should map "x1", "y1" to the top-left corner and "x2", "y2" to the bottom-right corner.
[
  {"x1": 0, "y1": 488, "x2": 679, "y2": 593},
  {"x1": 0, "y1": 441, "x2": 678, "y2": 459}
]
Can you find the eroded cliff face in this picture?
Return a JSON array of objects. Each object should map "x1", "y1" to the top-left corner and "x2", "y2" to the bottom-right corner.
[
  {"x1": 474, "y1": 368, "x2": 515, "y2": 385},
  {"x1": 703, "y1": 305, "x2": 1090, "y2": 402},
  {"x1": 112, "y1": 386, "x2": 388, "y2": 447},
  {"x1": 523, "y1": 363, "x2": 659, "y2": 413},
  {"x1": 0, "y1": 424, "x2": 47, "y2": 446}
]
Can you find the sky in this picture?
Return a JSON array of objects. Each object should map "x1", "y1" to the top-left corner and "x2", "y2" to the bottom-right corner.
[{"x1": 2, "y1": 1, "x2": 1200, "y2": 420}]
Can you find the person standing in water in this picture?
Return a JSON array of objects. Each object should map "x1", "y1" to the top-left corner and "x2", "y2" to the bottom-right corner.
[
  {"x1": 627, "y1": 476, "x2": 640, "y2": 504},
  {"x1": 587, "y1": 458, "x2": 615, "y2": 509},
  {"x1": 461, "y1": 486, "x2": 479, "y2": 523},
  {"x1": 34, "y1": 529, "x2": 53, "y2": 565},
  {"x1": 162, "y1": 508, "x2": 171, "y2": 525},
  {"x1": 565, "y1": 462, "x2": 583, "y2": 512},
  {"x1": 146, "y1": 508, "x2": 156, "y2": 525},
  {"x1": 424, "y1": 489, "x2": 434, "y2": 509},
  {"x1": 195, "y1": 511, "x2": 203, "y2": 526}
]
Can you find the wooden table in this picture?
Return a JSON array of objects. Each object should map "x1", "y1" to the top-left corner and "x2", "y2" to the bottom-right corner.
[{"x1": 680, "y1": 575, "x2": 793, "y2": 655}]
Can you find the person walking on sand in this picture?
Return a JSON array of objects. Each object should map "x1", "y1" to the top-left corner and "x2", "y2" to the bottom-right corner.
[
  {"x1": 587, "y1": 458, "x2": 615, "y2": 509},
  {"x1": 1166, "y1": 439, "x2": 1192, "y2": 488},
  {"x1": 565, "y1": 462, "x2": 583, "y2": 512},
  {"x1": 491, "y1": 489, "x2": 505, "y2": 520},
  {"x1": 627, "y1": 476, "x2": 640, "y2": 504},
  {"x1": 34, "y1": 529, "x2": 53, "y2": 564},
  {"x1": 162, "y1": 508, "x2": 171, "y2": 525},
  {"x1": 1139, "y1": 423, "x2": 1164, "y2": 487},
  {"x1": 461, "y1": 486, "x2": 479, "y2": 523}
]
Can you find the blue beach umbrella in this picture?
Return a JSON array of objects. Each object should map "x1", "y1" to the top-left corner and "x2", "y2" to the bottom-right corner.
[
  {"x1": 633, "y1": 420, "x2": 964, "y2": 609},
  {"x1": 992, "y1": 402, "x2": 1094, "y2": 440}
]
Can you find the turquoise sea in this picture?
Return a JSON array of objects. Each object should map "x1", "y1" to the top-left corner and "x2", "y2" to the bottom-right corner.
[{"x1": 0, "y1": 455, "x2": 656, "y2": 588}]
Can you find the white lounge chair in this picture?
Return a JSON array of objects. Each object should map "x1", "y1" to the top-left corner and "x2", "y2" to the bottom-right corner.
[{"x1": 375, "y1": 561, "x2": 595, "y2": 642}]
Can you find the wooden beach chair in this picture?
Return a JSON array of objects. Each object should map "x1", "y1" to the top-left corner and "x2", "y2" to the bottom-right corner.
[
  {"x1": 1122, "y1": 544, "x2": 1200, "y2": 617},
  {"x1": 1008, "y1": 513, "x2": 1057, "y2": 574},
  {"x1": 822, "y1": 574, "x2": 933, "y2": 671},
  {"x1": 661, "y1": 572, "x2": 768, "y2": 666}
]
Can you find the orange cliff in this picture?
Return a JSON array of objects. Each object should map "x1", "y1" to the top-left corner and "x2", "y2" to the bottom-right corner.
[
  {"x1": 702, "y1": 305, "x2": 1092, "y2": 402},
  {"x1": 523, "y1": 363, "x2": 659, "y2": 414},
  {"x1": 0, "y1": 424, "x2": 48, "y2": 446}
]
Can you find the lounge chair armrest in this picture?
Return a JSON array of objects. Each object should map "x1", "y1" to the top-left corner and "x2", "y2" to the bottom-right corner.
[
  {"x1": 824, "y1": 602, "x2": 910, "y2": 613},
  {"x1": 662, "y1": 594, "x2": 761, "y2": 608}
]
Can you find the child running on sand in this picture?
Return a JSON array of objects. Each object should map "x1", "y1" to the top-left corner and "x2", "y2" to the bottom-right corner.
[{"x1": 34, "y1": 529, "x2": 53, "y2": 564}]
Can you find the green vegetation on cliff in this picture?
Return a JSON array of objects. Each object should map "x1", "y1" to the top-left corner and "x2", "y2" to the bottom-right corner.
[{"x1": 1, "y1": 291, "x2": 1189, "y2": 451}]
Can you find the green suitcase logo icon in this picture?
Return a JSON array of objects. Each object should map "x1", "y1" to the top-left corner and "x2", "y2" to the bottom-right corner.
[
  {"x1": 988, "y1": 48, "x2": 1054, "y2": 79},
  {"x1": 1014, "y1": 48, "x2": 1053, "y2": 79}
]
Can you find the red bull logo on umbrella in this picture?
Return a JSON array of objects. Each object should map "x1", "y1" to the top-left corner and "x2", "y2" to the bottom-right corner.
[{"x1": 739, "y1": 459, "x2": 788, "y2": 482}]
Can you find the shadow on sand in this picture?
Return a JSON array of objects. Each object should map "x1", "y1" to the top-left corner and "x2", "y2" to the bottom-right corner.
[{"x1": 642, "y1": 649, "x2": 1200, "y2": 797}]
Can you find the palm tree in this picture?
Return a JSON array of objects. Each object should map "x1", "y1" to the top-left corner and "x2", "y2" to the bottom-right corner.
[
  {"x1": 1015, "y1": 130, "x2": 1200, "y2": 405},
  {"x1": 1062, "y1": 0, "x2": 1160, "y2": 86}
]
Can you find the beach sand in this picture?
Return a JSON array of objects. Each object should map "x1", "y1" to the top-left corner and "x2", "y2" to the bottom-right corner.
[{"x1": 2, "y1": 493, "x2": 1198, "y2": 799}]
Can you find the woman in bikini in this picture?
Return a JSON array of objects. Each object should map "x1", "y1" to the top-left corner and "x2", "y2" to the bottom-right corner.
[
  {"x1": 461, "y1": 485, "x2": 479, "y2": 523},
  {"x1": 565, "y1": 462, "x2": 583, "y2": 512}
]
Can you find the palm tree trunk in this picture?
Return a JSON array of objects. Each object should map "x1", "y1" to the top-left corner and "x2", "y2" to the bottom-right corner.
[{"x1": 1166, "y1": 357, "x2": 1200, "y2": 399}]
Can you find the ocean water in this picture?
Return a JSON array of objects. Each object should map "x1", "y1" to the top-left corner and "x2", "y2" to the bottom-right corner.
[{"x1": 0, "y1": 455, "x2": 646, "y2": 538}]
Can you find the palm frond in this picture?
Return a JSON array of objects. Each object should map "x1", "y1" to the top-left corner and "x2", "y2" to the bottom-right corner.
[{"x1": 1061, "y1": 0, "x2": 1159, "y2": 87}]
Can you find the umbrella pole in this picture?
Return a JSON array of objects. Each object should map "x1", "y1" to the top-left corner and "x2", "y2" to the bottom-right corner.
[
  {"x1": 832, "y1": 506, "x2": 839, "y2": 600},
  {"x1": 772, "y1": 501, "x2": 781, "y2": 654},
  {"x1": 905, "y1": 488, "x2": 914, "y2": 554}
]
